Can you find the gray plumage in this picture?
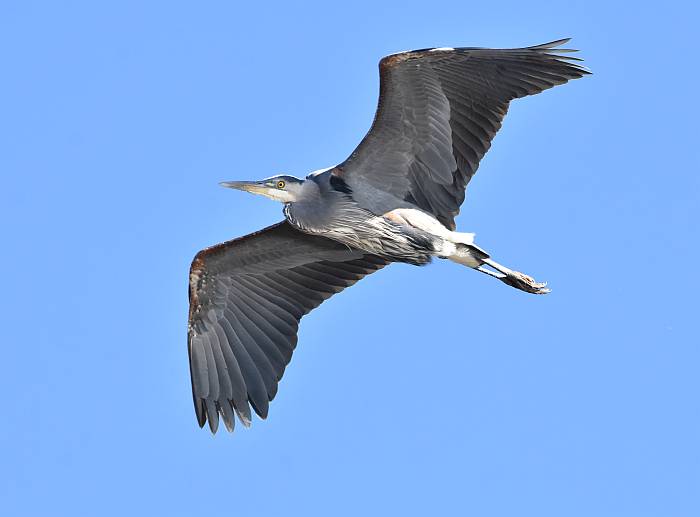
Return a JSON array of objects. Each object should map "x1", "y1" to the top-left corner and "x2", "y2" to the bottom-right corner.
[
  {"x1": 188, "y1": 39, "x2": 588, "y2": 433},
  {"x1": 284, "y1": 172, "x2": 442, "y2": 264},
  {"x1": 339, "y1": 39, "x2": 588, "y2": 229},
  {"x1": 189, "y1": 223, "x2": 387, "y2": 432}
]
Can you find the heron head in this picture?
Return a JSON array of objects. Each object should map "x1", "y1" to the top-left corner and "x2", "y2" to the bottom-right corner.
[{"x1": 220, "y1": 175, "x2": 305, "y2": 203}]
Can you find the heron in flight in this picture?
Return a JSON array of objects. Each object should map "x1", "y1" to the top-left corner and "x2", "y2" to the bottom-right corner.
[{"x1": 188, "y1": 39, "x2": 588, "y2": 433}]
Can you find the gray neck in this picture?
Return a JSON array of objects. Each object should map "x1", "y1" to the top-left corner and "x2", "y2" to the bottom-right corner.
[
  {"x1": 295, "y1": 177, "x2": 322, "y2": 202},
  {"x1": 284, "y1": 172, "x2": 351, "y2": 231}
]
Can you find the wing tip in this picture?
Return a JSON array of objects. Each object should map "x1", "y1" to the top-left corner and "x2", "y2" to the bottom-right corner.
[
  {"x1": 194, "y1": 396, "x2": 207, "y2": 426},
  {"x1": 197, "y1": 399, "x2": 252, "y2": 434},
  {"x1": 234, "y1": 402, "x2": 253, "y2": 428},
  {"x1": 250, "y1": 397, "x2": 270, "y2": 420},
  {"x1": 530, "y1": 38, "x2": 592, "y2": 77},
  {"x1": 527, "y1": 37, "x2": 572, "y2": 50},
  {"x1": 220, "y1": 400, "x2": 236, "y2": 432},
  {"x1": 205, "y1": 399, "x2": 220, "y2": 434}
]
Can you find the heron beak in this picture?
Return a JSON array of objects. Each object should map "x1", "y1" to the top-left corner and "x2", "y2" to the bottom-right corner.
[{"x1": 219, "y1": 180, "x2": 270, "y2": 196}]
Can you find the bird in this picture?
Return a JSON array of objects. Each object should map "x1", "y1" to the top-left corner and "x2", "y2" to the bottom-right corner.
[{"x1": 188, "y1": 38, "x2": 588, "y2": 433}]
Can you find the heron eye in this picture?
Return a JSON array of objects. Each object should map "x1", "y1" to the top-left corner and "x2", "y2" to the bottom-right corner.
[{"x1": 276, "y1": 180, "x2": 286, "y2": 189}]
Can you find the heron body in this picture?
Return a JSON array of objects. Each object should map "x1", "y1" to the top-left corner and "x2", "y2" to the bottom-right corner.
[
  {"x1": 282, "y1": 172, "x2": 443, "y2": 265},
  {"x1": 188, "y1": 39, "x2": 589, "y2": 433}
]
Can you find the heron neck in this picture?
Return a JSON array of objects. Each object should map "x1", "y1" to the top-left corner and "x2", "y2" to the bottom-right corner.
[{"x1": 294, "y1": 177, "x2": 322, "y2": 203}]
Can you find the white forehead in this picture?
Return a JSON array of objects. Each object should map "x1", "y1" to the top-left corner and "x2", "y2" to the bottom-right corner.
[{"x1": 308, "y1": 166, "x2": 334, "y2": 177}]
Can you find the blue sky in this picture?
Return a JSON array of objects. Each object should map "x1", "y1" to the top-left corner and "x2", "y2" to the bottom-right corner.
[{"x1": 2, "y1": 1, "x2": 699, "y2": 516}]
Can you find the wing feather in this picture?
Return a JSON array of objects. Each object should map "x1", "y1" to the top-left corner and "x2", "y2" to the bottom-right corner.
[
  {"x1": 337, "y1": 39, "x2": 588, "y2": 229},
  {"x1": 188, "y1": 221, "x2": 388, "y2": 432}
]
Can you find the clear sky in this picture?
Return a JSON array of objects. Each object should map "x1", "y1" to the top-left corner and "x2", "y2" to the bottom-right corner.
[{"x1": 2, "y1": 1, "x2": 699, "y2": 516}]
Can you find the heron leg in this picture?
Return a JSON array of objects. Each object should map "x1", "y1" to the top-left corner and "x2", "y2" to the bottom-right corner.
[{"x1": 382, "y1": 208, "x2": 550, "y2": 294}]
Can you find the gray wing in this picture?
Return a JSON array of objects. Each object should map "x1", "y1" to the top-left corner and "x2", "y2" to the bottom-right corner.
[
  {"x1": 188, "y1": 221, "x2": 387, "y2": 433},
  {"x1": 336, "y1": 39, "x2": 589, "y2": 230}
]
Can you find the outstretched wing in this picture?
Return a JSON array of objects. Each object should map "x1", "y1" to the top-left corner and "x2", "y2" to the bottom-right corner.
[
  {"x1": 188, "y1": 221, "x2": 387, "y2": 433},
  {"x1": 336, "y1": 39, "x2": 589, "y2": 230}
]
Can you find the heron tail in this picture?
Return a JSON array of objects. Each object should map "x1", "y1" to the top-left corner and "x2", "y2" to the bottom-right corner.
[{"x1": 448, "y1": 242, "x2": 490, "y2": 268}]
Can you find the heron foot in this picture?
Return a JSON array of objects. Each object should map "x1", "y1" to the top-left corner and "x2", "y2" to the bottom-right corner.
[
  {"x1": 477, "y1": 258, "x2": 551, "y2": 295},
  {"x1": 500, "y1": 270, "x2": 551, "y2": 295}
]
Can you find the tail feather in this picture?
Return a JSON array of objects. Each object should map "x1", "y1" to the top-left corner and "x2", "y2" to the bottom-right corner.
[{"x1": 448, "y1": 243, "x2": 489, "y2": 268}]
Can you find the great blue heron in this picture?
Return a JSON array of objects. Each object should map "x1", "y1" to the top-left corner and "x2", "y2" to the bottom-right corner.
[{"x1": 188, "y1": 39, "x2": 588, "y2": 433}]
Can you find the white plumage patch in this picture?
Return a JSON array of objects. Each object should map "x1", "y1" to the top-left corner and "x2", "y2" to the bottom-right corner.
[
  {"x1": 382, "y1": 208, "x2": 474, "y2": 244},
  {"x1": 308, "y1": 166, "x2": 334, "y2": 177},
  {"x1": 430, "y1": 47, "x2": 454, "y2": 52}
]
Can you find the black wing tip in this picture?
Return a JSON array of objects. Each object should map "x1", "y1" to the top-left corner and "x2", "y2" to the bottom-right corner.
[
  {"x1": 527, "y1": 38, "x2": 592, "y2": 77},
  {"x1": 250, "y1": 398, "x2": 270, "y2": 420},
  {"x1": 235, "y1": 404, "x2": 253, "y2": 427},
  {"x1": 527, "y1": 37, "x2": 572, "y2": 50},
  {"x1": 195, "y1": 396, "x2": 257, "y2": 434},
  {"x1": 448, "y1": 37, "x2": 579, "y2": 54},
  {"x1": 194, "y1": 397, "x2": 207, "y2": 426},
  {"x1": 204, "y1": 400, "x2": 220, "y2": 434},
  {"x1": 220, "y1": 401, "x2": 237, "y2": 432}
]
